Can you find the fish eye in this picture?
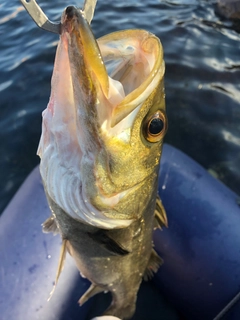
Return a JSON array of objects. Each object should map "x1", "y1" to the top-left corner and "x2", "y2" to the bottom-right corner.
[{"x1": 144, "y1": 111, "x2": 167, "y2": 143}]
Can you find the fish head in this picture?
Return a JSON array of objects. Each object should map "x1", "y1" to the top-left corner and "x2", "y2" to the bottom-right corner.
[{"x1": 38, "y1": 6, "x2": 167, "y2": 229}]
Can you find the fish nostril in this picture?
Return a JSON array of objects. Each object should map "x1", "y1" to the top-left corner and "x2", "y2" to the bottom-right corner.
[{"x1": 65, "y1": 6, "x2": 75, "y2": 19}]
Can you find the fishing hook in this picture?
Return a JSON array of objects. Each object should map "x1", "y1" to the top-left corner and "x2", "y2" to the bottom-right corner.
[
  {"x1": 213, "y1": 291, "x2": 240, "y2": 320},
  {"x1": 20, "y1": 0, "x2": 97, "y2": 33},
  {"x1": 19, "y1": 0, "x2": 61, "y2": 34}
]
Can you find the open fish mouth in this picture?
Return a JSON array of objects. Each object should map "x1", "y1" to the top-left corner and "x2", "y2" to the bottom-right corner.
[
  {"x1": 59, "y1": 6, "x2": 165, "y2": 134},
  {"x1": 37, "y1": 6, "x2": 165, "y2": 229}
]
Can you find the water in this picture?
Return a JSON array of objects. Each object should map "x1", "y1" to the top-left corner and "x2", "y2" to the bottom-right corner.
[{"x1": 0, "y1": 0, "x2": 240, "y2": 214}]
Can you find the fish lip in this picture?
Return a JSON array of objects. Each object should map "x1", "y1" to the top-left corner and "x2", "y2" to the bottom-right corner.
[
  {"x1": 65, "y1": 5, "x2": 78, "y2": 19},
  {"x1": 60, "y1": 5, "x2": 109, "y2": 98},
  {"x1": 98, "y1": 30, "x2": 165, "y2": 130},
  {"x1": 61, "y1": 6, "x2": 90, "y2": 39},
  {"x1": 103, "y1": 31, "x2": 164, "y2": 127},
  {"x1": 61, "y1": 6, "x2": 82, "y2": 33}
]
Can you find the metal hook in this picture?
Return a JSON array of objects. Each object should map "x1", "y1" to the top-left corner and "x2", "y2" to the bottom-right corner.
[
  {"x1": 83, "y1": 0, "x2": 97, "y2": 24},
  {"x1": 20, "y1": 0, "x2": 61, "y2": 34},
  {"x1": 20, "y1": 0, "x2": 98, "y2": 33}
]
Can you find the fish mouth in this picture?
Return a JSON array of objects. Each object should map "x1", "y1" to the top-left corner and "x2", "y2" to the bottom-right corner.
[
  {"x1": 62, "y1": 6, "x2": 164, "y2": 135},
  {"x1": 62, "y1": 6, "x2": 109, "y2": 97}
]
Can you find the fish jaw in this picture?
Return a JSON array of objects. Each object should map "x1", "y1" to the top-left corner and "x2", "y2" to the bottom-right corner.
[
  {"x1": 38, "y1": 6, "x2": 167, "y2": 228},
  {"x1": 37, "y1": 6, "x2": 123, "y2": 229}
]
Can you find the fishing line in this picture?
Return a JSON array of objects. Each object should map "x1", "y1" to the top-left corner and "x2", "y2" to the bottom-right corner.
[{"x1": 213, "y1": 291, "x2": 240, "y2": 320}]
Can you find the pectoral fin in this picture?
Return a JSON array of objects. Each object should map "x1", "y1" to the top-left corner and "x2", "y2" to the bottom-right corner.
[
  {"x1": 143, "y1": 248, "x2": 163, "y2": 281},
  {"x1": 154, "y1": 195, "x2": 168, "y2": 230},
  {"x1": 42, "y1": 215, "x2": 59, "y2": 235},
  {"x1": 87, "y1": 230, "x2": 130, "y2": 256}
]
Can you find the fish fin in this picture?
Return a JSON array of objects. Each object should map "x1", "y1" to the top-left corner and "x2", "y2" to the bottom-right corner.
[
  {"x1": 154, "y1": 195, "x2": 168, "y2": 230},
  {"x1": 42, "y1": 215, "x2": 59, "y2": 235},
  {"x1": 48, "y1": 239, "x2": 67, "y2": 301},
  {"x1": 88, "y1": 230, "x2": 130, "y2": 256},
  {"x1": 143, "y1": 248, "x2": 163, "y2": 281},
  {"x1": 78, "y1": 283, "x2": 104, "y2": 306}
]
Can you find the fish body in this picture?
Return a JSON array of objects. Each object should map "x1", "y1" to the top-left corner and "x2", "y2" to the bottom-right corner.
[{"x1": 38, "y1": 5, "x2": 167, "y2": 319}]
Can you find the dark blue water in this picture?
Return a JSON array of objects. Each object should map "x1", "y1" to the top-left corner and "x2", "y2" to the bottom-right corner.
[{"x1": 0, "y1": 0, "x2": 240, "y2": 214}]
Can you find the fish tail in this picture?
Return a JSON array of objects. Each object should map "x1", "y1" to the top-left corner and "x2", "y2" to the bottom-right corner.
[{"x1": 103, "y1": 282, "x2": 140, "y2": 319}]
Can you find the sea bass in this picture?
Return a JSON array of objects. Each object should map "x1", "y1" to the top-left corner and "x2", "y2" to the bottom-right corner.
[{"x1": 32, "y1": 1, "x2": 167, "y2": 319}]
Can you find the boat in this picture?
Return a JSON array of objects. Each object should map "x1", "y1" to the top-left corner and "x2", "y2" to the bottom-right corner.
[{"x1": 1, "y1": 144, "x2": 240, "y2": 320}]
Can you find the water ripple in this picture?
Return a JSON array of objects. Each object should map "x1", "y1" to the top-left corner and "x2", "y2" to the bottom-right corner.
[{"x1": 0, "y1": 80, "x2": 13, "y2": 92}]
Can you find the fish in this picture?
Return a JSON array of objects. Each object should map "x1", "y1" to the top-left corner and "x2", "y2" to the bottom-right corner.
[
  {"x1": 217, "y1": 0, "x2": 240, "y2": 19},
  {"x1": 36, "y1": 2, "x2": 167, "y2": 319}
]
